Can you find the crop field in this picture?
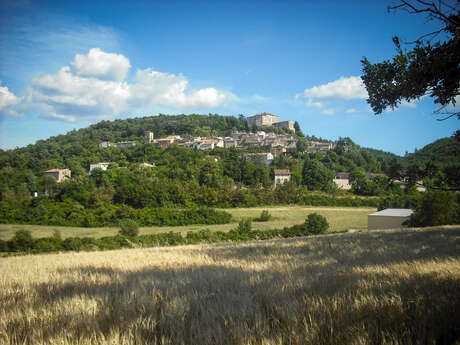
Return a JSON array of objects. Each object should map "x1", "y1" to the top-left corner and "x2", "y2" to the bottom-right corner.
[
  {"x1": 0, "y1": 205, "x2": 375, "y2": 240},
  {"x1": 1, "y1": 226, "x2": 459, "y2": 345}
]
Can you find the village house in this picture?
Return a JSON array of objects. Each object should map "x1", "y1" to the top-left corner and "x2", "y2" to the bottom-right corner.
[
  {"x1": 99, "y1": 141, "x2": 116, "y2": 148},
  {"x1": 243, "y1": 152, "x2": 274, "y2": 167},
  {"x1": 43, "y1": 168, "x2": 71, "y2": 183},
  {"x1": 145, "y1": 131, "x2": 154, "y2": 143},
  {"x1": 306, "y1": 141, "x2": 335, "y2": 154},
  {"x1": 152, "y1": 135, "x2": 181, "y2": 148},
  {"x1": 90, "y1": 162, "x2": 110, "y2": 172},
  {"x1": 274, "y1": 169, "x2": 291, "y2": 186},
  {"x1": 333, "y1": 172, "x2": 351, "y2": 190},
  {"x1": 116, "y1": 141, "x2": 136, "y2": 148},
  {"x1": 273, "y1": 120, "x2": 295, "y2": 132},
  {"x1": 224, "y1": 137, "x2": 237, "y2": 148}
]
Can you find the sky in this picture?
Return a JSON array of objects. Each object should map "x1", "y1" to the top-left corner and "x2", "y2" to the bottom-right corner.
[{"x1": 0, "y1": 0, "x2": 458, "y2": 155}]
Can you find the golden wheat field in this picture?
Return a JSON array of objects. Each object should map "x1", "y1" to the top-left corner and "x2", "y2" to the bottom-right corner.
[{"x1": 1, "y1": 227, "x2": 460, "y2": 345}]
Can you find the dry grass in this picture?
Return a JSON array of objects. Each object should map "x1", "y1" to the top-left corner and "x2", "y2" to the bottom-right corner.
[
  {"x1": 0, "y1": 206, "x2": 375, "y2": 240},
  {"x1": 1, "y1": 226, "x2": 459, "y2": 344}
]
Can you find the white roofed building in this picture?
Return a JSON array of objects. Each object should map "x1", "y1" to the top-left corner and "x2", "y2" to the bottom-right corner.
[{"x1": 368, "y1": 209, "x2": 414, "y2": 230}]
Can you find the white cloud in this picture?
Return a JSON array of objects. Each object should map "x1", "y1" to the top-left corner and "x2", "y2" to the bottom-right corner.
[
  {"x1": 301, "y1": 76, "x2": 368, "y2": 101},
  {"x1": 0, "y1": 81, "x2": 21, "y2": 118},
  {"x1": 70, "y1": 48, "x2": 130, "y2": 81},
  {"x1": 129, "y1": 69, "x2": 226, "y2": 109},
  {"x1": 0, "y1": 81, "x2": 20, "y2": 110},
  {"x1": 20, "y1": 49, "x2": 228, "y2": 122},
  {"x1": 27, "y1": 66, "x2": 130, "y2": 121},
  {"x1": 346, "y1": 108, "x2": 357, "y2": 113},
  {"x1": 322, "y1": 108, "x2": 336, "y2": 115}
]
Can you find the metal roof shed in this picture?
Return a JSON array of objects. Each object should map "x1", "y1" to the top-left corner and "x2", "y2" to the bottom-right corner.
[{"x1": 368, "y1": 208, "x2": 413, "y2": 230}]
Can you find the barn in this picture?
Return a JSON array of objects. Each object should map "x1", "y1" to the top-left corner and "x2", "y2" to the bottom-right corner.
[{"x1": 368, "y1": 208, "x2": 413, "y2": 230}]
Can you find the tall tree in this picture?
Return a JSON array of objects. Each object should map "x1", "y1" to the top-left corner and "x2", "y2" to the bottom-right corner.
[{"x1": 361, "y1": 0, "x2": 460, "y2": 120}]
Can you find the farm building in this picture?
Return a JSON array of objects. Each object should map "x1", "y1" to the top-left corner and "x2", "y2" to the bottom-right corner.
[
  {"x1": 274, "y1": 169, "x2": 291, "y2": 186},
  {"x1": 368, "y1": 208, "x2": 413, "y2": 230}
]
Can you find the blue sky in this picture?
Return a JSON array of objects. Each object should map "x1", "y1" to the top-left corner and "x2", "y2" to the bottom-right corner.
[{"x1": 0, "y1": 0, "x2": 458, "y2": 155}]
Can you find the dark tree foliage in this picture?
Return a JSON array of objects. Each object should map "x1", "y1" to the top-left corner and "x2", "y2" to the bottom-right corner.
[
  {"x1": 361, "y1": 1, "x2": 460, "y2": 119},
  {"x1": 408, "y1": 190, "x2": 460, "y2": 226}
]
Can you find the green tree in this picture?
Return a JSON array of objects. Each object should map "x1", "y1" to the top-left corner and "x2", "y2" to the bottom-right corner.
[
  {"x1": 302, "y1": 159, "x2": 333, "y2": 191},
  {"x1": 304, "y1": 213, "x2": 329, "y2": 234},
  {"x1": 118, "y1": 219, "x2": 139, "y2": 237},
  {"x1": 294, "y1": 121, "x2": 304, "y2": 136},
  {"x1": 361, "y1": 1, "x2": 460, "y2": 119},
  {"x1": 408, "y1": 190, "x2": 459, "y2": 226}
]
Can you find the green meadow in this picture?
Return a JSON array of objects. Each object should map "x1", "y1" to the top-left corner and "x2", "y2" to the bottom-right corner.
[{"x1": 0, "y1": 206, "x2": 375, "y2": 240}]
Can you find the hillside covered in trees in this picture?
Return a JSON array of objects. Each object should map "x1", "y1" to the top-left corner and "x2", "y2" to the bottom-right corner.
[{"x1": 0, "y1": 114, "x2": 458, "y2": 227}]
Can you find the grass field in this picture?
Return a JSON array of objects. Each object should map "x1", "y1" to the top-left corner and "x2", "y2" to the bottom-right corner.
[
  {"x1": 1, "y1": 227, "x2": 459, "y2": 345},
  {"x1": 0, "y1": 205, "x2": 375, "y2": 240}
]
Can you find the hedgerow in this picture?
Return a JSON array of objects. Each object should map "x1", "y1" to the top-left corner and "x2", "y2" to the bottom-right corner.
[{"x1": 0, "y1": 214, "x2": 330, "y2": 255}]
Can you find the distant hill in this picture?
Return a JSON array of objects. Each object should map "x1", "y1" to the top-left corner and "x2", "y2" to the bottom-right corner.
[{"x1": 403, "y1": 137, "x2": 460, "y2": 169}]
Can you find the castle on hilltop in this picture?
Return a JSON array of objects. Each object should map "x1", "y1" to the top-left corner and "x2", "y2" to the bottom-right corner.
[{"x1": 247, "y1": 112, "x2": 295, "y2": 132}]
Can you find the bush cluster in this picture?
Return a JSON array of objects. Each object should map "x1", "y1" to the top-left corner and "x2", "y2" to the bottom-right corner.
[
  {"x1": 0, "y1": 213, "x2": 329, "y2": 255},
  {"x1": 254, "y1": 210, "x2": 272, "y2": 222},
  {"x1": 0, "y1": 199, "x2": 232, "y2": 227}
]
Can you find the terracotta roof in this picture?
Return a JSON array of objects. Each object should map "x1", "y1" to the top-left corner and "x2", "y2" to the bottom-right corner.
[{"x1": 274, "y1": 169, "x2": 291, "y2": 175}]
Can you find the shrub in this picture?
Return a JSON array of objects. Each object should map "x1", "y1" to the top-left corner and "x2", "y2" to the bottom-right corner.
[
  {"x1": 12, "y1": 230, "x2": 34, "y2": 252},
  {"x1": 304, "y1": 213, "x2": 329, "y2": 235},
  {"x1": 408, "y1": 191, "x2": 459, "y2": 227},
  {"x1": 118, "y1": 219, "x2": 139, "y2": 237},
  {"x1": 237, "y1": 218, "x2": 252, "y2": 234},
  {"x1": 254, "y1": 210, "x2": 272, "y2": 222}
]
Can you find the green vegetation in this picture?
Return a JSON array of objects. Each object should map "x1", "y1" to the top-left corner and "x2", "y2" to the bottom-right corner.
[
  {"x1": 0, "y1": 214, "x2": 338, "y2": 255},
  {"x1": 118, "y1": 219, "x2": 139, "y2": 238},
  {"x1": 408, "y1": 190, "x2": 460, "y2": 227},
  {"x1": 361, "y1": 1, "x2": 460, "y2": 120},
  {"x1": 0, "y1": 114, "x2": 459, "y2": 229},
  {"x1": 304, "y1": 213, "x2": 329, "y2": 234},
  {"x1": 254, "y1": 210, "x2": 272, "y2": 222},
  {"x1": 0, "y1": 206, "x2": 376, "y2": 241}
]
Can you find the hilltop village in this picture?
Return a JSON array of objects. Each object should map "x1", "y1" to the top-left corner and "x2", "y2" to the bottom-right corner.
[
  {"x1": 43, "y1": 113, "x2": 341, "y2": 188},
  {"x1": 39, "y1": 112, "x2": 419, "y2": 191},
  {"x1": 100, "y1": 112, "x2": 335, "y2": 154}
]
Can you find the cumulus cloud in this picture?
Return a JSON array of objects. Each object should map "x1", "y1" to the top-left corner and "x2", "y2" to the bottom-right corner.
[
  {"x1": 129, "y1": 69, "x2": 226, "y2": 109},
  {"x1": 27, "y1": 66, "x2": 131, "y2": 122},
  {"x1": 70, "y1": 48, "x2": 130, "y2": 81},
  {"x1": 20, "y1": 49, "x2": 228, "y2": 122},
  {"x1": 301, "y1": 76, "x2": 368, "y2": 101},
  {"x1": 0, "y1": 81, "x2": 21, "y2": 118}
]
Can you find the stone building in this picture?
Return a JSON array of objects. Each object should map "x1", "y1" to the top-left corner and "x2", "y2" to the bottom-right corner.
[
  {"x1": 43, "y1": 169, "x2": 71, "y2": 183},
  {"x1": 247, "y1": 113, "x2": 279, "y2": 127},
  {"x1": 272, "y1": 120, "x2": 295, "y2": 132},
  {"x1": 145, "y1": 131, "x2": 154, "y2": 143}
]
